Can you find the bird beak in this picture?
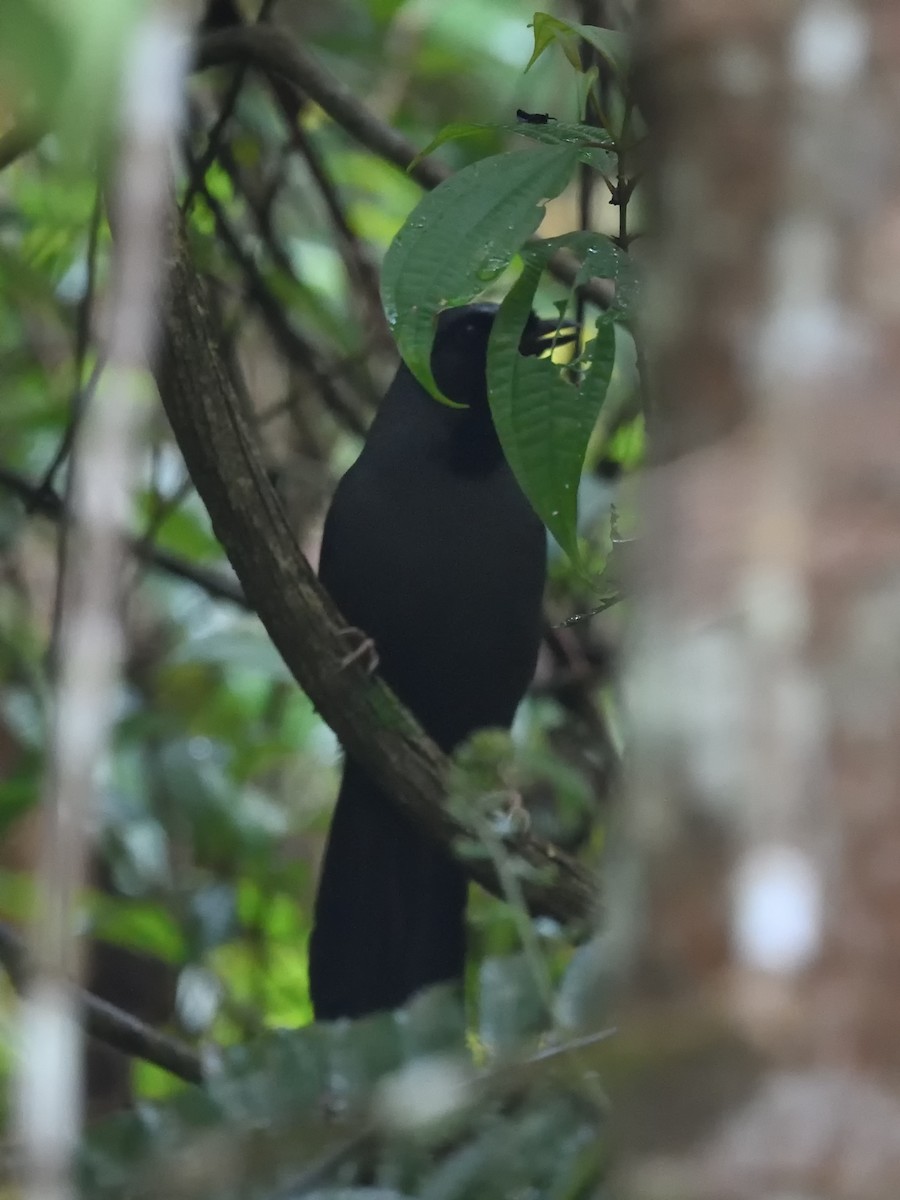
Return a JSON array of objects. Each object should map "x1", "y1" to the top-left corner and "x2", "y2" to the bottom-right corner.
[{"x1": 521, "y1": 318, "x2": 579, "y2": 357}]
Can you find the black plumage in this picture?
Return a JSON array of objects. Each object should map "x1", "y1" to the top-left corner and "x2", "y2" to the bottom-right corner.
[{"x1": 309, "y1": 304, "x2": 550, "y2": 1020}]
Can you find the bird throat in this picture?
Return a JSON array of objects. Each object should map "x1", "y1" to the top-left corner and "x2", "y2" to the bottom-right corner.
[{"x1": 442, "y1": 408, "x2": 506, "y2": 477}]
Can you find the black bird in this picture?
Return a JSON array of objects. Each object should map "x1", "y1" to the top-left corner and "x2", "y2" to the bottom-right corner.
[{"x1": 309, "y1": 304, "x2": 556, "y2": 1021}]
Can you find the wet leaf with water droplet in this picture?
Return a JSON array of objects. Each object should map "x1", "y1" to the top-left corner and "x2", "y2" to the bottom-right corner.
[
  {"x1": 381, "y1": 145, "x2": 579, "y2": 402},
  {"x1": 488, "y1": 232, "x2": 620, "y2": 565}
]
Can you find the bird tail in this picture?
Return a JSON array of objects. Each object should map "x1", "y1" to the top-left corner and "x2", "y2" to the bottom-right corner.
[{"x1": 308, "y1": 759, "x2": 467, "y2": 1020}]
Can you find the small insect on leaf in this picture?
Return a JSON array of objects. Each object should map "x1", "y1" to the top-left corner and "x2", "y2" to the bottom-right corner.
[{"x1": 516, "y1": 109, "x2": 556, "y2": 125}]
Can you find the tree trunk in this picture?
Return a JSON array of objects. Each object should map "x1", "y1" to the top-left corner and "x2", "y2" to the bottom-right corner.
[{"x1": 615, "y1": 3, "x2": 900, "y2": 1197}]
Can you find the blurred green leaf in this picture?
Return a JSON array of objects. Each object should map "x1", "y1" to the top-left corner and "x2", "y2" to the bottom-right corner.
[
  {"x1": 171, "y1": 628, "x2": 295, "y2": 684},
  {"x1": 0, "y1": 2, "x2": 69, "y2": 120},
  {"x1": 607, "y1": 413, "x2": 645, "y2": 467},
  {"x1": 90, "y1": 896, "x2": 187, "y2": 962},
  {"x1": 136, "y1": 498, "x2": 224, "y2": 562},
  {"x1": 526, "y1": 12, "x2": 630, "y2": 81},
  {"x1": 0, "y1": 686, "x2": 45, "y2": 749},
  {"x1": 479, "y1": 955, "x2": 549, "y2": 1052}
]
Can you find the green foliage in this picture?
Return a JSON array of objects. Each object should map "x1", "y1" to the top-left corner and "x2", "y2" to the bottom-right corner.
[
  {"x1": 381, "y1": 144, "x2": 579, "y2": 401},
  {"x1": 382, "y1": 6, "x2": 644, "y2": 566},
  {"x1": 489, "y1": 240, "x2": 617, "y2": 564},
  {"x1": 413, "y1": 120, "x2": 615, "y2": 174},
  {"x1": 526, "y1": 11, "x2": 631, "y2": 82},
  {"x1": 0, "y1": 0, "x2": 631, "y2": 1192},
  {"x1": 91, "y1": 897, "x2": 188, "y2": 964},
  {"x1": 0, "y1": 0, "x2": 144, "y2": 160},
  {"x1": 80, "y1": 986, "x2": 609, "y2": 1200}
]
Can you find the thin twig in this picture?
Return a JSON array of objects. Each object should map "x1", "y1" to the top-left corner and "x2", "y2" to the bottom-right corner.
[
  {"x1": 194, "y1": 25, "x2": 615, "y2": 310},
  {"x1": 0, "y1": 464, "x2": 250, "y2": 609},
  {"x1": 191, "y1": 167, "x2": 369, "y2": 435},
  {"x1": 263, "y1": 75, "x2": 388, "y2": 345},
  {"x1": 0, "y1": 924, "x2": 203, "y2": 1085},
  {"x1": 204, "y1": 137, "x2": 383, "y2": 411},
  {"x1": 213, "y1": 138, "x2": 298, "y2": 278},
  {"x1": 555, "y1": 595, "x2": 621, "y2": 627},
  {"x1": 196, "y1": 25, "x2": 449, "y2": 190},
  {"x1": 525, "y1": 1026, "x2": 616, "y2": 1066},
  {"x1": 182, "y1": 0, "x2": 280, "y2": 215}
]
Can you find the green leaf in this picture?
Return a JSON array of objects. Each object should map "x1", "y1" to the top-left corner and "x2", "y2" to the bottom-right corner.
[
  {"x1": 567, "y1": 21, "x2": 631, "y2": 80},
  {"x1": 510, "y1": 124, "x2": 615, "y2": 174},
  {"x1": 566, "y1": 231, "x2": 641, "y2": 319},
  {"x1": 575, "y1": 63, "x2": 600, "y2": 120},
  {"x1": 526, "y1": 12, "x2": 583, "y2": 72},
  {"x1": 607, "y1": 413, "x2": 645, "y2": 467},
  {"x1": 0, "y1": 2, "x2": 69, "y2": 120},
  {"x1": 487, "y1": 239, "x2": 618, "y2": 564},
  {"x1": 90, "y1": 896, "x2": 187, "y2": 962},
  {"x1": 412, "y1": 121, "x2": 615, "y2": 175},
  {"x1": 0, "y1": 1, "x2": 145, "y2": 162},
  {"x1": 410, "y1": 121, "x2": 496, "y2": 165},
  {"x1": 527, "y1": 12, "x2": 630, "y2": 81},
  {"x1": 136, "y1": 497, "x2": 224, "y2": 563},
  {"x1": 171, "y1": 627, "x2": 295, "y2": 684},
  {"x1": 381, "y1": 145, "x2": 579, "y2": 401},
  {"x1": 479, "y1": 955, "x2": 549, "y2": 1052}
]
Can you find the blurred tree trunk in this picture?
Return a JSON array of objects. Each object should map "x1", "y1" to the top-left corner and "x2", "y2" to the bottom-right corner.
[{"x1": 614, "y1": 2, "x2": 900, "y2": 1196}]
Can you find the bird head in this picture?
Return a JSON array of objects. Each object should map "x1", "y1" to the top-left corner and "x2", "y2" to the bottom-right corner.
[{"x1": 429, "y1": 303, "x2": 574, "y2": 410}]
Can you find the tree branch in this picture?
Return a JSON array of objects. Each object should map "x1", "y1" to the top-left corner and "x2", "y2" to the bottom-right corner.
[
  {"x1": 0, "y1": 464, "x2": 249, "y2": 609},
  {"x1": 194, "y1": 25, "x2": 614, "y2": 310},
  {"x1": 0, "y1": 924, "x2": 202, "y2": 1085},
  {"x1": 157, "y1": 219, "x2": 597, "y2": 925},
  {"x1": 188, "y1": 166, "x2": 371, "y2": 436},
  {"x1": 0, "y1": 122, "x2": 43, "y2": 172},
  {"x1": 195, "y1": 25, "x2": 449, "y2": 191}
]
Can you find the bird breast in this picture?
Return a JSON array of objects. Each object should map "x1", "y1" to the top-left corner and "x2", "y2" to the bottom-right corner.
[{"x1": 319, "y1": 453, "x2": 546, "y2": 750}]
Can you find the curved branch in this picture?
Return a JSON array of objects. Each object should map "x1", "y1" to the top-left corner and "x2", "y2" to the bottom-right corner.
[
  {"x1": 196, "y1": 25, "x2": 449, "y2": 191},
  {"x1": 157, "y1": 220, "x2": 597, "y2": 926},
  {"x1": 194, "y1": 25, "x2": 614, "y2": 309}
]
